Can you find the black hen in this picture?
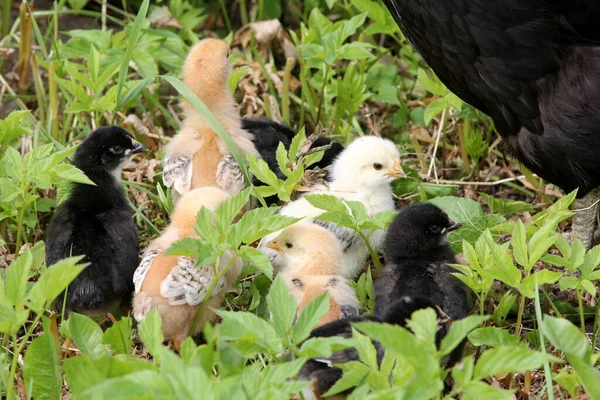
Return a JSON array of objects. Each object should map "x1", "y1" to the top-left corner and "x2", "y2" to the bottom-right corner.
[
  {"x1": 382, "y1": 0, "x2": 600, "y2": 248},
  {"x1": 46, "y1": 126, "x2": 146, "y2": 315},
  {"x1": 242, "y1": 118, "x2": 344, "y2": 204},
  {"x1": 297, "y1": 204, "x2": 471, "y2": 396}
]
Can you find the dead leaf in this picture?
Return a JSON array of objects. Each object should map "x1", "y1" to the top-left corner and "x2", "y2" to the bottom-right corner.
[{"x1": 149, "y1": 6, "x2": 182, "y2": 29}]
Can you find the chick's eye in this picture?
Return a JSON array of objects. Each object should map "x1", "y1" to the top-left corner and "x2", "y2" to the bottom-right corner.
[
  {"x1": 285, "y1": 242, "x2": 293, "y2": 249},
  {"x1": 428, "y1": 225, "x2": 442, "y2": 234},
  {"x1": 373, "y1": 163, "x2": 383, "y2": 170},
  {"x1": 109, "y1": 146, "x2": 124, "y2": 155},
  {"x1": 292, "y1": 278, "x2": 303, "y2": 287}
]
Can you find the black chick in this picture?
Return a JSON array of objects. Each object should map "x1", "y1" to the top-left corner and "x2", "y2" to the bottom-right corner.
[
  {"x1": 375, "y1": 203, "x2": 470, "y2": 364},
  {"x1": 242, "y1": 117, "x2": 344, "y2": 204},
  {"x1": 382, "y1": 0, "x2": 600, "y2": 248},
  {"x1": 45, "y1": 126, "x2": 147, "y2": 315},
  {"x1": 297, "y1": 204, "x2": 471, "y2": 397}
]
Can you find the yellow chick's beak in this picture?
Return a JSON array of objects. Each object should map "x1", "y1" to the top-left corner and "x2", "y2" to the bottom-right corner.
[
  {"x1": 384, "y1": 158, "x2": 406, "y2": 178},
  {"x1": 266, "y1": 240, "x2": 283, "y2": 253}
]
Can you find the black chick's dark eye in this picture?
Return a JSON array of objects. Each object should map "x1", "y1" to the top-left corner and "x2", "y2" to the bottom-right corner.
[
  {"x1": 373, "y1": 163, "x2": 383, "y2": 170},
  {"x1": 109, "y1": 146, "x2": 124, "y2": 155},
  {"x1": 285, "y1": 242, "x2": 293, "y2": 249},
  {"x1": 428, "y1": 225, "x2": 442, "y2": 234}
]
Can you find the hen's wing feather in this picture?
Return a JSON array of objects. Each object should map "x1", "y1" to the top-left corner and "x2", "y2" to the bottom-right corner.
[{"x1": 216, "y1": 153, "x2": 245, "y2": 195}]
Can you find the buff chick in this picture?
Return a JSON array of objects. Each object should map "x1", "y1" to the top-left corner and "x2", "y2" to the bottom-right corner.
[
  {"x1": 267, "y1": 222, "x2": 359, "y2": 326},
  {"x1": 132, "y1": 187, "x2": 242, "y2": 343},
  {"x1": 163, "y1": 38, "x2": 259, "y2": 201}
]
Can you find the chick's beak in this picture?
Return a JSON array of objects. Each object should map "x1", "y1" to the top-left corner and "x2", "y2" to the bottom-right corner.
[
  {"x1": 131, "y1": 139, "x2": 147, "y2": 155},
  {"x1": 441, "y1": 221, "x2": 462, "y2": 234},
  {"x1": 266, "y1": 240, "x2": 283, "y2": 253},
  {"x1": 384, "y1": 158, "x2": 406, "y2": 178}
]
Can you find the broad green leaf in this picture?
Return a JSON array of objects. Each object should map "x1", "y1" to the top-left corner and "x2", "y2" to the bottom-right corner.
[
  {"x1": 424, "y1": 98, "x2": 449, "y2": 126},
  {"x1": 542, "y1": 316, "x2": 591, "y2": 361},
  {"x1": 417, "y1": 69, "x2": 445, "y2": 96},
  {"x1": 102, "y1": 317, "x2": 133, "y2": 355},
  {"x1": 336, "y1": 42, "x2": 374, "y2": 60},
  {"x1": 247, "y1": 153, "x2": 280, "y2": 187},
  {"x1": 68, "y1": 313, "x2": 108, "y2": 359},
  {"x1": 266, "y1": 276, "x2": 297, "y2": 339},
  {"x1": 115, "y1": 76, "x2": 153, "y2": 111},
  {"x1": 511, "y1": 220, "x2": 528, "y2": 267},
  {"x1": 237, "y1": 245, "x2": 273, "y2": 279},
  {"x1": 440, "y1": 315, "x2": 489, "y2": 356},
  {"x1": 304, "y1": 194, "x2": 349, "y2": 213},
  {"x1": 531, "y1": 189, "x2": 577, "y2": 226},
  {"x1": 492, "y1": 291, "x2": 517, "y2": 326},
  {"x1": 23, "y1": 316, "x2": 62, "y2": 400},
  {"x1": 428, "y1": 196, "x2": 483, "y2": 223},
  {"x1": 138, "y1": 307, "x2": 164, "y2": 357},
  {"x1": 473, "y1": 346, "x2": 553, "y2": 379},
  {"x1": 406, "y1": 308, "x2": 438, "y2": 344},
  {"x1": 27, "y1": 256, "x2": 87, "y2": 311},
  {"x1": 292, "y1": 291, "x2": 331, "y2": 343},
  {"x1": 461, "y1": 381, "x2": 512, "y2": 400},
  {"x1": 519, "y1": 270, "x2": 563, "y2": 298},
  {"x1": 228, "y1": 66, "x2": 249, "y2": 94},
  {"x1": 479, "y1": 193, "x2": 533, "y2": 215},
  {"x1": 6, "y1": 248, "x2": 32, "y2": 306},
  {"x1": 567, "y1": 355, "x2": 600, "y2": 399},
  {"x1": 288, "y1": 127, "x2": 306, "y2": 161},
  {"x1": 163, "y1": 237, "x2": 213, "y2": 260},
  {"x1": 468, "y1": 327, "x2": 520, "y2": 347},
  {"x1": 217, "y1": 310, "x2": 283, "y2": 356}
]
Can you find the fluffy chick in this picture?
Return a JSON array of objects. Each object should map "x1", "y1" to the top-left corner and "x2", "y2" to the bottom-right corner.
[
  {"x1": 132, "y1": 187, "x2": 242, "y2": 342},
  {"x1": 46, "y1": 126, "x2": 147, "y2": 315},
  {"x1": 260, "y1": 136, "x2": 405, "y2": 279},
  {"x1": 296, "y1": 204, "x2": 471, "y2": 397},
  {"x1": 163, "y1": 38, "x2": 258, "y2": 200},
  {"x1": 283, "y1": 274, "x2": 359, "y2": 327},
  {"x1": 375, "y1": 203, "x2": 469, "y2": 329},
  {"x1": 265, "y1": 222, "x2": 344, "y2": 276}
]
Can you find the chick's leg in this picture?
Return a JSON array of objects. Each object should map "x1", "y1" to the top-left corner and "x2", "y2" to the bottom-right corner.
[{"x1": 572, "y1": 187, "x2": 600, "y2": 250}]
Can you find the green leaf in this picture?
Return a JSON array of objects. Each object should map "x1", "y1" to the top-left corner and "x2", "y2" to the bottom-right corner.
[
  {"x1": 519, "y1": 270, "x2": 563, "y2": 298},
  {"x1": 406, "y1": 308, "x2": 438, "y2": 344},
  {"x1": 6, "y1": 248, "x2": 32, "y2": 307},
  {"x1": 68, "y1": 313, "x2": 108, "y2": 359},
  {"x1": 102, "y1": 317, "x2": 133, "y2": 355},
  {"x1": 163, "y1": 237, "x2": 213, "y2": 261},
  {"x1": 292, "y1": 291, "x2": 330, "y2": 343},
  {"x1": 275, "y1": 142, "x2": 291, "y2": 177},
  {"x1": 461, "y1": 381, "x2": 512, "y2": 400},
  {"x1": 115, "y1": 76, "x2": 153, "y2": 111},
  {"x1": 228, "y1": 66, "x2": 249, "y2": 94},
  {"x1": 247, "y1": 153, "x2": 280, "y2": 187},
  {"x1": 440, "y1": 315, "x2": 489, "y2": 356},
  {"x1": 428, "y1": 196, "x2": 484, "y2": 223},
  {"x1": 336, "y1": 43, "x2": 374, "y2": 60},
  {"x1": 511, "y1": 220, "x2": 528, "y2": 267},
  {"x1": 238, "y1": 245, "x2": 273, "y2": 280},
  {"x1": 217, "y1": 310, "x2": 283, "y2": 356},
  {"x1": 542, "y1": 315, "x2": 591, "y2": 361},
  {"x1": 479, "y1": 193, "x2": 533, "y2": 215},
  {"x1": 115, "y1": 0, "x2": 150, "y2": 108},
  {"x1": 138, "y1": 307, "x2": 164, "y2": 356},
  {"x1": 27, "y1": 256, "x2": 87, "y2": 311},
  {"x1": 266, "y1": 276, "x2": 297, "y2": 339},
  {"x1": 473, "y1": 346, "x2": 553, "y2": 379},
  {"x1": 468, "y1": 327, "x2": 520, "y2": 347},
  {"x1": 288, "y1": 128, "x2": 306, "y2": 161},
  {"x1": 567, "y1": 355, "x2": 600, "y2": 399},
  {"x1": 304, "y1": 194, "x2": 349, "y2": 213},
  {"x1": 214, "y1": 188, "x2": 251, "y2": 235},
  {"x1": 424, "y1": 98, "x2": 449, "y2": 126},
  {"x1": 417, "y1": 69, "x2": 446, "y2": 96},
  {"x1": 23, "y1": 316, "x2": 62, "y2": 400}
]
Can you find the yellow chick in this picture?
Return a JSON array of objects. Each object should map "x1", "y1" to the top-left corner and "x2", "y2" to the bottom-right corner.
[
  {"x1": 132, "y1": 187, "x2": 242, "y2": 343},
  {"x1": 163, "y1": 38, "x2": 258, "y2": 201},
  {"x1": 266, "y1": 222, "x2": 359, "y2": 326}
]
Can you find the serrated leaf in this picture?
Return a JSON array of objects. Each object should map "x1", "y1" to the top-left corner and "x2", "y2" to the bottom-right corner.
[
  {"x1": 163, "y1": 237, "x2": 213, "y2": 261},
  {"x1": 519, "y1": 270, "x2": 563, "y2": 298},
  {"x1": 28, "y1": 256, "x2": 87, "y2": 311},
  {"x1": 217, "y1": 310, "x2": 283, "y2": 356},
  {"x1": 102, "y1": 317, "x2": 133, "y2": 355},
  {"x1": 248, "y1": 154, "x2": 280, "y2": 187},
  {"x1": 461, "y1": 381, "x2": 512, "y2": 400},
  {"x1": 542, "y1": 315, "x2": 591, "y2": 361},
  {"x1": 237, "y1": 245, "x2": 273, "y2": 279},
  {"x1": 267, "y1": 276, "x2": 297, "y2": 338},
  {"x1": 440, "y1": 315, "x2": 489, "y2": 356},
  {"x1": 292, "y1": 291, "x2": 330, "y2": 343},
  {"x1": 23, "y1": 317, "x2": 61, "y2": 400},
  {"x1": 304, "y1": 194, "x2": 349, "y2": 213},
  {"x1": 6, "y1": 248, "x2": 32, "y2": 307},
  {"x1": 406, "y1": 308, "x2": 438, "y2": 344},
  {"x1": 567, "y1": 355, "x2": 600, "y2": 399},
  {"x1": 424, "y1": 98, "x2": 449, "y2": 126},
  {"x1": 138, "y1": 307, "x2": 164, "y2": 356},
  {"x1": 468, "y1": 327, "x2": 520, "y2": 347},
  {"x1": 68, "y1": 313, "x2": 108, "y2": 359},
  {"x1": 428, "y1": 196, "x2": 483, "y2": 223},
  {"x1": 50, "y1": 164, "x2": 95, "y2": 185},
  {"x1": 214, "y1": 187, "x2": 251, "y2": 233},
  {"x1": 511, "y1": 220, "x2": 528, "y2": 267},
  {"x1": 473, "y1": 346, "x2": 552, "y2": 379}
]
